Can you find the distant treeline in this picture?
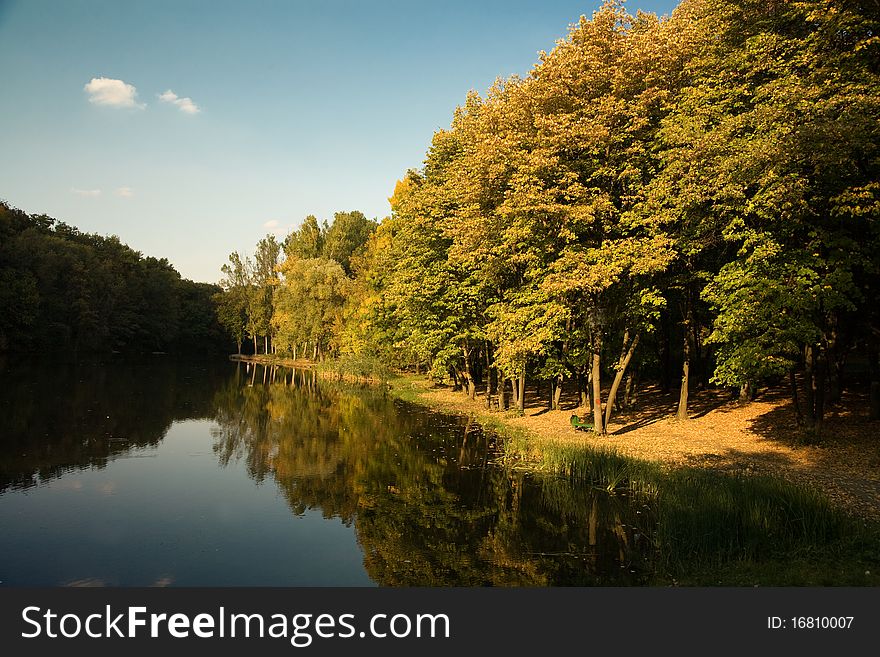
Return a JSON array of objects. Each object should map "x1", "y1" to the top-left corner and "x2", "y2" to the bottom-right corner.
[
  {"x1": 0, "y1": 202, "x2": 227, "y2": 354},
  {"x1": 219, "y1": 0, "x2": 880, "y2": 431}
]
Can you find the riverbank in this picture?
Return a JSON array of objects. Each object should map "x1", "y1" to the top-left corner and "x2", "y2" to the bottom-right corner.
[
  {"x1": 388, "y1": 373, "x2": 880, "y2": 521},
  {"x1": 387, "y1": 373, "x2": 880, "y2": 585},
  {"x1": 225, "y1": 357, "x2": 878, "y2": 583},
  {"x1": 232, "y1": 357, "x2": 880, "y2": 519}
]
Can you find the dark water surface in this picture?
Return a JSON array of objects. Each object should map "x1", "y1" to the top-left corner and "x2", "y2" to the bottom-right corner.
[{"x1": 0, "y1": 358, "x2": 654, "y2": 586}]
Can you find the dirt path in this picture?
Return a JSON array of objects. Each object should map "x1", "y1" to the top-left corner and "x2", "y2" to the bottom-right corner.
[{"x1": 397, "y1": 376, "x2": 880, "y2": 520}]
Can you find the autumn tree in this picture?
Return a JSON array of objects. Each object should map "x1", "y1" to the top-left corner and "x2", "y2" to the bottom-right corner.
[
  {"x1": 656, "y1": 0, "x2": 880, "y2": 425},
  {"x1": 323, "y1": 210, "x2": 375, "y2": 275},
  {"x1": 284, "y1": 215, "x2": 326, "y2": 260},
  {"x1": 273, "y1": 257, "x2": 348, "y2": 360}
]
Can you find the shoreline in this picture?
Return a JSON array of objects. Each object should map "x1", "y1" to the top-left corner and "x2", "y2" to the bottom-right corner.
[
  {"x1": 229, "y1": 353, "x2": 315, "y2": 369},
  {"x1": 385, "y1": 373, "x2": 880, "y2": 522},
  {"x1": 226, "y1": 356, "x2": 879, "y2": 583},
  {"x1": 229, "y1": 356, "x2": 880, "y2": 520},
  {"x1": 229, "y1": 353, "x2": 387, "y2": 384}
]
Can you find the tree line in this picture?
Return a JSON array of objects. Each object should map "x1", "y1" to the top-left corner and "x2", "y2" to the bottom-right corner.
[
  {"x1": 0, "y1": 201, "x2": 227, "y2": 354},
  {"x1": 216, "y1": 210, "x2": 375, "y2": 358},
  {"x1": 219, "y1": 0, "x2": 879, "y2": 430}
]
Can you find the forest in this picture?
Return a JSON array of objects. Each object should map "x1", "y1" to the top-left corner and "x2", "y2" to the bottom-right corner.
[
  {"x1": 0, "y1": 201, "x2": 227, "y2": 354},
  {"x1": 217, "y1": 0, "x2": 880, "y2": 432}
]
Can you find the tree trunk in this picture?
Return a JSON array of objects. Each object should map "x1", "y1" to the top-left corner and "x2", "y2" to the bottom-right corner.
[
  {"x1": 499, "y1": 377, "x2": 508, "y2": 411},
  {"x1": 623, "y1": 365, "x2": 639, "y2": 408},
  {"x1": 517, "y1": 370, "x2": 526, "y2": 412},
  {"x1": 592, "y1": 337, "x2": 603, "y2": 433},
  {"x1": 604, "y1": 332, "x2": 640, "y2": 430},
  {"x1": 462, "y1": 346, "x2": 477, "y2": 400},
  {"x1": 450, "y1": 368, "x2": 461, "y2": 392},
  {"x1": 485, "y1": 343, "x2": 493, "y2": 410},
  {"x1": 630, "y1": 369, "x2": 641, "y2": 408},
  {"x1": 827, "y1": 322, "x2": 842, "y2": 407},
  {"x1": 804, "y1": 345, "x2": 816, "y2": 425},
  {"x1": 585, "y1": 362, "x2": 593, "y2": 412},
  {"x1": 553, "y1": 373, "x2": 563, "y2": 411},
  {"x1": 253, "y1": 334, "x2": 257, "y2": 354},
  {"x1": 474, "y1": 348, "x2": 483, "y2": 386},
  {"x1": 829, "y1": 359, "x2": 842, "y2": 407},
  {"x1": 264, "y1": 335, "x2": 269, "y2": 355},
  {"x1": 814, "y1": 350, "x2": 826, "y2": 429},
  {"x1": 790, "y1": 369, "x2": 803, "y2": 425},
  {"x1": 552, "y1": 316, "x2": 570, "y2": 412},
  {"x1": 677, "y1": 302, "x2": 692, "y2": 421},
  {"x1": 237, "y1": 340, "x2": 242, "y2": 356}
]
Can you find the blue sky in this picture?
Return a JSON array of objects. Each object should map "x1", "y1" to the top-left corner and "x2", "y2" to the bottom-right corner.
[{"x1": 0, "y1": 0, "x2": 678, "y2": 283}]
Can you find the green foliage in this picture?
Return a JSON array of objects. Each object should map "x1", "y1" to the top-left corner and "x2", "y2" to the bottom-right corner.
[
  {"x1": 273, "y1": 257, "x2": 348, "y2": 357},
  {"x1": 248, "y1": 234, "x2": 281, "y2": 347},
  {"x1": 283, "y1": 215, "x2": 326, "y2": 260},
  {"x1": 0, "y1": 202, "x2": 226, "y2": 354},
  {"x1": 652, "y1": 0, "x2": 880, "y2": 390},
  {"x1": 322, "y1": 210, "x2": 375, "y2": 275},
  {"x1": 230, "y1": 0, "x2": 879, "y2": 430}
]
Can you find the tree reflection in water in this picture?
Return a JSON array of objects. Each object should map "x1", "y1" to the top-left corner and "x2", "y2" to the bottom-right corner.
[
  {"x1": 212, "y1": 363, "x2": 657, "y2": 585},
  {"x1": 0, "y1": 356, "x2": 225, "y2": 493}
]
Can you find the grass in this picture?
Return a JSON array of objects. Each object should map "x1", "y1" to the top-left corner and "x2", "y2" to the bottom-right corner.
[
  {"x1": 387, "y1": 375, "x2": 880, "y2": 586},
  {"x1": 511, "y1": 439, "x2": 879, "y2": 585}
]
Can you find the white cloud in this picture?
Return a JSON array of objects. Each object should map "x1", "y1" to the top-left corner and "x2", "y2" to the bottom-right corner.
[
  {"x1": 84, "y1": 77, "x2": 143, "y2": 109},
  {"x1": 71, "y1": 187, "x2": 101, "y2": 197},
  {"x1": 115, "y1": 187, "x2": 134, "y2": 198},
  {"x1": 159, "y1": 89, "x2": 201, "y2": 114},
  {"x1": 176, "y1": 97, "x2": 200, "y2": 114},
  {"x1": 262, "y1": 219, "x2": 290, "y2": 236}
]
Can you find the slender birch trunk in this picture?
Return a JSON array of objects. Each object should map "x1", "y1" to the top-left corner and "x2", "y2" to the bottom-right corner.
[
  {"x1": 592, "y1": 336, "x2": 603, "y2": 433},
  {"x1": 604, "y1": 332, "x2": 640, "y2": 430}
]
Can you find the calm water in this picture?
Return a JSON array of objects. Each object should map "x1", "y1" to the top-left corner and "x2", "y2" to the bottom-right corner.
[{"x1": 0, "y1": 357, "x2": 654, "y2": 586}]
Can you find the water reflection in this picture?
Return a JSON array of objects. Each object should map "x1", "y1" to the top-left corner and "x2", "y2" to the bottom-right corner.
[
  {"x1": 0, "y1": 358, "x2": 657, "y2": 585},
  {"x1": 212, "y1": 364, "x2": 657, "y2": 585},
  {"x1": 0, "y1": 356, "x2": 226, "y2": 493}
]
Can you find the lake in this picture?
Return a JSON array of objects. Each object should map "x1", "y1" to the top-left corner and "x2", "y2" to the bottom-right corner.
[{"x1": 0, "y1": 357, "x2": 654, "y2": 586}]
